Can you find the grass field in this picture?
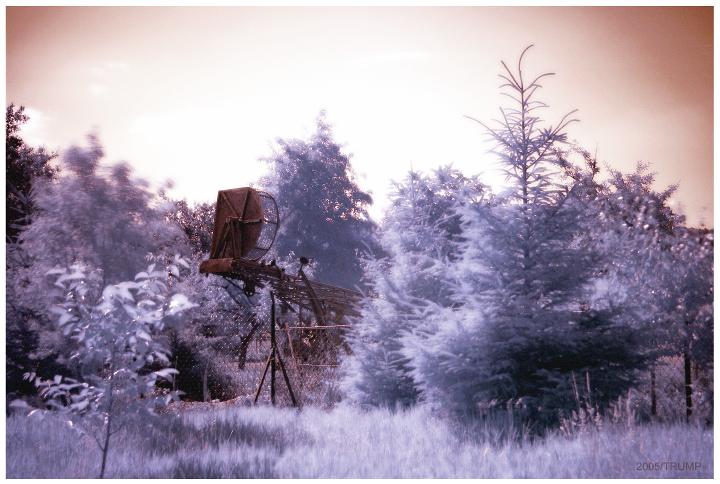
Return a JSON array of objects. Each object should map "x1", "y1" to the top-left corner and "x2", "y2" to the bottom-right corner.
[{"x1": 6, "y1": 403, "x2": 713, "y2": 478}]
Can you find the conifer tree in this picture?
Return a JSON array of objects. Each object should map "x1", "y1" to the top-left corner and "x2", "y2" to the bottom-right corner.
[
  {"x1": 260, "y1": 112, "x2": 378, "y2": 289},
  {"x1": 416, "y1": 47, "x2": 646, "y2": 426},
  {"x1": 346, "y1": 167, "x2": 488, "y2": 408},
  {"x1": 6, "y1": 104, "x2": 58, "y2": 241}
]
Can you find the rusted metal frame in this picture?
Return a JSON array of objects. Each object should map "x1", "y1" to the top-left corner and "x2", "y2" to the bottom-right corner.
[
  {"x1": 212, "y1": 189, "x2": 271, "y2": 261},
  {"x1": 253, "y1": 291, "x2": 298, "y2": 407},
  {"x1": 220, "y1": 190, "x2": 242, "y2": 218},
  {"x1": 270, "y1": 292, "x2": 276, "y2": 404},
  {"x1": 298, "y1": 265, "x2": 328, "y2": 326},
  {"x1": 253, "y1": 353, "x2": 272, "y2": 403},
  {"x1": 275, "y1": 349, "x2": 298, "y2": 407},
  {"x1": 226, "y1": 258, "x2": 363, "y2": 300},
  {"x1": 216, "y1": 266, "x2": 362, "y2": 317},
  {"x1": 204, "y1": 253, "x2": 363, "y2": 404},
  {"x1": 211, "y1": 222, "x2": 230, "y2": 259}
]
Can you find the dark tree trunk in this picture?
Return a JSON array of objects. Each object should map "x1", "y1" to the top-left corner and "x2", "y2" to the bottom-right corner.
[
  {"x1": 650, "y1": 369, "x2": 657, "y2": 417},
  {"x1": 99, "y1": 417, "x2": 111, "y2": 479},
  {"x1": 684, "y1": 350, "x2": 693, "y2": 423},
  {"x1": 202, "y1": 364, "x2": 210, "y2": 402}
]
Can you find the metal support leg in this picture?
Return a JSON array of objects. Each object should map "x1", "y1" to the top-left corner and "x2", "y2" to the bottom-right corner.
[
  {"x1": 270, "y1": 292, "x2": 276, "y2": 405},
  {"x1": 253, "y1": 290, "x2": 299, "y2": 407}
]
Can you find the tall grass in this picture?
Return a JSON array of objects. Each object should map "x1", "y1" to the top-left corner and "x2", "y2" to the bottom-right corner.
[{"x1": 6, "y1": 404, "x2": 713, "y2": 478}]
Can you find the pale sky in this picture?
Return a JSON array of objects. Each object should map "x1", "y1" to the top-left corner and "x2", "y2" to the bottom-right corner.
[{"x1": 6, "y1": 6, "x2": 714, "y2": 226}]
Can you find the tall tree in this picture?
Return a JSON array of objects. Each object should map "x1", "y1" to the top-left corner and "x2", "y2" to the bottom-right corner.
[
  {"x1": 346, "y1": 167, "x2": 489, "y2": 408},
  {"x1": 6, "y1": 104, "x2": 58, "y2": 241},
  {"x1": 7, "y1": 135, "x2": 187, "y2": 399},
  {"x1": 590, "y1": 164, "x2": 713, "y2": 422},
  {"x1": 416, "y1": 47, "x2": 647, "y2": 426},
  {"x1": 6, "y1": 105, "x2": 60, "y2": 402},
  {"x1": 260, "y1": 111, "x2": 378, "y2": 289},
  {"x1": 19, "y1": 134, "x2": 186, "y2": 285}
]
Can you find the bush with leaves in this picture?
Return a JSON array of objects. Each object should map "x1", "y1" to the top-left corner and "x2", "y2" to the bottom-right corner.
[
  {"x1": 19, "y1": 256, "x2": 196, "y2": 478},
  {"x1": 7, "y1": 135, "x2": 189, "y2": 400},
  {"x1": 587, "y1": 163, "x2": 713, "y2": 423},
  {"x1": 166, "y1": 198, "x2": 215, "y2": 257}
]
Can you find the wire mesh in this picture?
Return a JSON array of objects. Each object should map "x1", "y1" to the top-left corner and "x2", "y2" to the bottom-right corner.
[
  {"x1": 245, "y1": 191, "x2": 279, "y2": 261},
  {"x1": 234, "y1": 308, "x2": 351, "y2": 407}
]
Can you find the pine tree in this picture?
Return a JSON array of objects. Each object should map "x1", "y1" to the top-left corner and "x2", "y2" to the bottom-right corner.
[
  {"x1": 346, "y1": 167, "x2": 488, "y2": 408},
  {"x1": 6, "y1": 104, "x2": 58, "y2": 241},
  {"x1": 260, "y1": 111, "x2": 378, "y2": 289},
  {"x1": 416, "y1": 47, "x2": 646, "y2": 426}
]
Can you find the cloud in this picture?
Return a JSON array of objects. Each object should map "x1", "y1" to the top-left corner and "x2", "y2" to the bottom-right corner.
[
  {"x1": 89, "y1": 83, "x2": 109, "y2": 96},
  {"x1": 19, "y1": 106, "x2": 50, "y2": 146},
  {"x1": 345, "y1": 50, "x2": 431, "y2": 68},
  {"x1": 89, "y1": 60, "x2": 129, "y2": 78},
  {"x1": 87, "y1": 60, "x2": 129, "y2": 96}
]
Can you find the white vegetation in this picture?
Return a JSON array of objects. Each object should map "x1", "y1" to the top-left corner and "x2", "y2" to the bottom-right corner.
[
  {"x1": 5, "y1": 46, "x2": 713, "y2": 479},
  {"x1": 18, "y1": 135, "x2": 184, "y2": 284},
  {"x1": 346, "y1": 48, "x2": 684, "y2": 427},
  {"x1": 6, "y1": 404, "x2": 713, "y2": 478},
  {"x1": 411, "y1": 50, "x2": 616, "y2": 424},
  {"x1": 345, "y1": 167, "x2": 488, "y2": 408},
  {"x1": 18, "y1": 257, "x2": 196, "y2": 478}
]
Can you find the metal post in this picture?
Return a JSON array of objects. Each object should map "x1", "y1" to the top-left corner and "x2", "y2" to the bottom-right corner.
[{"x1": 270, "y1": 291, "x2": 276, "y2": 405}]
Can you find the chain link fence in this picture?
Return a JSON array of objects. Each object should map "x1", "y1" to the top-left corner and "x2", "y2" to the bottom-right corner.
[{"x1": 229, "y1": 304, "x2": 352, "y2": 407}]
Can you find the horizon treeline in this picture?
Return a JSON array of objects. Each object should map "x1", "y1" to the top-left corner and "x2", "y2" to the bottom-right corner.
[{"x1": 6, "y1": 49, "x2": 713, "y2": 437}]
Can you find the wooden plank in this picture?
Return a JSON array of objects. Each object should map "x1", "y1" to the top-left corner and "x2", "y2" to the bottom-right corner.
[{"x1": 199, "y1": 258, "x2": 234, "y2": 274}]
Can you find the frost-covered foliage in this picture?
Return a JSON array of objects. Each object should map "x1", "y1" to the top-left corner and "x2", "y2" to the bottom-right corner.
[
  {"x1": 411, "y1": 48, "x2": 632, "y2": 425},
  {"x1": 6, "y1": 135, "x2": 190, "y2": 402},
  {"x1": 348, "y1": 48, "x2": 663, "y2": 428},
  {"x1": 345, "y1": 168, "x2": 489, "y2": 408},
  {"x1": 6, "y1": 404, "x2": 713, "y2": 478},
  {"x1": 588, "y1": 163, "x2": 683, "y2": 331},
  {"x1": 587, "y1": 163, "x2": 713, "y2": 421},
  {"x1": 19, "y1": 135, "x2": 186, "y2": 284},
  {"x1": 260, "y1": 111, "x2": 378, "y2": 289},
  {"x1": 19, "y1": 257, "x2": 195, "y2": 478}
]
